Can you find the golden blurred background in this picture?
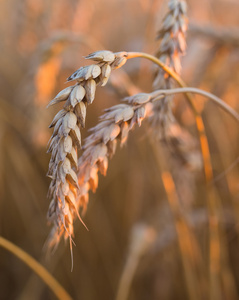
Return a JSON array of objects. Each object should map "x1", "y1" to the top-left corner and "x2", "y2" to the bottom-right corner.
[{"x1": 0, "y1": 0, "x2": 239, "y2": 299}]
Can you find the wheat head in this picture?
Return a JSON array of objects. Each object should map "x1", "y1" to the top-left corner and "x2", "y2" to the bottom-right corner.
[{"x1": 46, "y1": 51, "x2": 130, "y2": 249}]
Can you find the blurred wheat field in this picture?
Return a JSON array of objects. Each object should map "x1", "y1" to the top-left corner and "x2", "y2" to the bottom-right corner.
[{"x1": 0, "y1": 0, "x2": 239, "y2": 299}]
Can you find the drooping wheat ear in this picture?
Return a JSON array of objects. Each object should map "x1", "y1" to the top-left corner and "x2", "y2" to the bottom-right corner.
[
  {"x1": 46, "y1": 51, "x2": 129, "y2": 250},
  {"x1": 151, "y1": 0, "x2": 187, "y2": 131}
]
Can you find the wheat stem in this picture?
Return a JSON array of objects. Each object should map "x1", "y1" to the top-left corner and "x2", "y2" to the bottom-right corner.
[
  {"x1": 127, "y1": 52, "x2": 185, "y2": 85},
  {"x1": 0, "y1": 236, "x2": 72, "y2": 300}
]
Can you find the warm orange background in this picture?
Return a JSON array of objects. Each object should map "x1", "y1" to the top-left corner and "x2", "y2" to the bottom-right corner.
[{"x1": 0, "y1": 0, "x2": 239, "y2": 299}]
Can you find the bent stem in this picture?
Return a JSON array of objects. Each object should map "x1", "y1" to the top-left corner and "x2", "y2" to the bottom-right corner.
[
  {"x1": 127, "y1": 52, "x2": 185, "y2": 86},
  {"x1": 0, "y1": 236, "x2": 72, "y2": 300}
]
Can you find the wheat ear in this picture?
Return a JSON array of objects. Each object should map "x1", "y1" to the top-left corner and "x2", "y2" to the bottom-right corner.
[{"x1": 46, "y1": 51, "x2": 129, "y2": 250}]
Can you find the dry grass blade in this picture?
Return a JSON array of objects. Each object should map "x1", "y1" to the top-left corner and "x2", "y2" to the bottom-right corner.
[{"x1": 0, "y1": 236, "x2": 73, "y2": 300}]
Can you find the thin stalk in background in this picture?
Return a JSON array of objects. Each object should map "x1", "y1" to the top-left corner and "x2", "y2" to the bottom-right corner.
[{"x1": 115, "y1": 225, "x2": 156, "y2": 300}]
